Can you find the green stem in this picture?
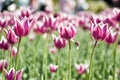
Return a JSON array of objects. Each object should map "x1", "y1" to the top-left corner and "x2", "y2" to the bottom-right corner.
[
  {"x1": 14, "y1": 37, "x2": 21, "y2": 80},
  {"x1": 57, "y1": 49, "x2": 60, "y2": 80},
  {"x1": 9, "y1": 45, "x2": 13, "y2": 69},
  {"x1": 68, "y1": 40, "x2": 71, "y2": 80},
  {"x1": 113, "y1": 42, "x2": 117, "y2": 80},
  {"x1": 2, "y1": 50, "x2": 5, "y2": 80},
  {"x1": 103, "y1": 44, "x2": 109, "y2": 80},
  {"x1": 88, "y1": 40, "x2": 98, "y2": 80},
  {"x1": 42, "y1": 34, "x2": 48, "y2": 80}
]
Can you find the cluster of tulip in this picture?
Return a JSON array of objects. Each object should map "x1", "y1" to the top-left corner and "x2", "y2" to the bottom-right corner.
[{"x1": 0, "y1": 7, "x2": 120, "y2": 80}]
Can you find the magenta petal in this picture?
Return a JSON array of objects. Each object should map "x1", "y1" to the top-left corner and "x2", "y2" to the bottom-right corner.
[
  {"x1": 23, "y1": 19, "x2": 29, "y2": 36},
  {"x1": 16, "y1": 70, "x2": 23, "y2": 80},
  {"x1": 8, "y1": 68, "x2": 14, "y2": 80}
]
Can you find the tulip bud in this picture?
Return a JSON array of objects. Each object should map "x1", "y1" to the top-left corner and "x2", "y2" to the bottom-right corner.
[
  {"x1": 49, "y1": 64, "x2": 58, "y2": 73},
  {"x1": 59, "y1": 23, "x2": 77, "y2": 40},
  {"x1": 75, "y1": 63, "x2": 89, "y2": 74},
  {"x1": 0, "y1": 36, "x2": 10, "y2": 50},
  {"x1": 53, "y1": 35, "x2": 67, "y2": 49},
  {"x1": 104, "y1": 30, "x2": 118, "y2": 44},
  {"x1": 0, "y1": 18, "x2": 7, "y2": 28},
  {"x1": 0, "y1": 59, "x2": 8, "y2": 71},
  {"x1": 11, "y1": 47, "x2": 17, "y2": 57},
  {"x1": 5, "y1": 29, "x2": 18, "y2": 44}
]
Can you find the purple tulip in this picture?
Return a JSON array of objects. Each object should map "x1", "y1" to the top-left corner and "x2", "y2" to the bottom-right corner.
[
  {"x1": 14, "y1": 17, "x2": 36, "y2": 37},
  {"x1": 0, "y1": 18, "x2": 7, "y2": 28},
  {"x1": 104, "y1": 29, "x2": 118, "y2": 44},
  {"x1": 53, "y1": 35, "x2": 67, "y2": 49},
  {"x1": 59, "y1": 23, "x2": 77, "y2": 40},
  {"x1": 0, "y1": 59, "x2": 8, "y2": 71},
  {"x1": 4, "y1": 68, "x2": 23, "y2": 80},
  {"x1": 90, "y1": 22, "x2": 110, "y2": 41},
  {"x1": 11, "y1": 47, "x2": 17, "y2": 57},
  {"x1": 75, "y1": 63, "x2": 89, "y2": 74},
  {"x1": 0, "y1": 36, "x2": 10, "y2": 50},
  {"x1": 49, "y1": 64, "x2": 58, "y2": 73},
  {"x1": 5, "y1": 29, "x2": 18, "y2": 44}
]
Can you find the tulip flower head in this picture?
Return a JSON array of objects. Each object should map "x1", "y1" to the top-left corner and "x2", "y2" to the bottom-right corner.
[
  {"x1": 59, "y1": 23, "x2": 77, "y2": 40},
  {"x1": 0, "y1": 36, "x2": 10, "y2": 50},
  {"x1": 75, "y1": 63, "x2": 89, "y2": 74},
  {"x1": 53, "y1": 35, "x2": 67, "y2": 49},
  {"x1": 5, "y1": 29, "x2": 18, "y2": 44},
  {"x1": 0, "y1": 18, "x2": 7, "y2": 28},
  {"x1": 0, "y1": 59, "x2": 8, "y2": 71},
  {"x1": 104, "y1": 29, "x2": 118, "y2": 44},
  {"x1": 4, "y1": 68, "x2": 23, "y2": 80},
  {"x1": 11, "y1": 47, "x2": 17, "y2": 57},
  {"x1": 20, "y1": 9, "x2": 31, "y2": 18},
  {"x1": 14, "y1": 16, "x2": 36, "y2": 37},
  {"x1": 90, "y1": 22, "x2": 110, "y2": 41},
  {"x1": 49, "y1": 64, "x2": 58, "y2": 73}
]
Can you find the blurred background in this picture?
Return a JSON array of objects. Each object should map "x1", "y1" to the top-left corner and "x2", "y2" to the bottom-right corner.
[{"x1": 0, "y1": 0, "x2": 120, "y2": 13}]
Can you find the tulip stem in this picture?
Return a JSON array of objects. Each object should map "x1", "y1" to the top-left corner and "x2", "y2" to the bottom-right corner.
[
  {"x1": 103, "y1": 44, "x2": 109, "y2": 80},
  {"x1": 68, "y1": 40, "x2": 71, "y2": 80},
  {"x1": 42, "y1": 34, "x2": 48, "y2": 80},
  {"x1": 2, "y1": 50, "x2": 5, "y2": 80},
  {"x1": 113, "y1": 42, "x2": 117, "y2": 80},
  {"x1": 57, "y1": 49, "x2": 60, "y2": 80},
  {"x1": 88, "y1": 40, "x2": 97, "y2": 80},
  {"x1": 9, "y1": 45, "x2": 13, "y2": 69},
  {"x1": 14, "y1": 37, "x2": 21, "y2": 80}
]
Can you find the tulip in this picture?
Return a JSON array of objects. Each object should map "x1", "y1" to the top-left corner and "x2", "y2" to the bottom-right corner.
[
  {"x1": 0, "y1": 59, "x2": 8, "y2": 71},
  {"x1": 20, "y1": 9, "x2": 31, "y2": 18},
  {"x1": 49, "y1": 64, "x2": 58, "y2": 73},
  {"x1": 53, "y1": 35, "x2": 67, "y2": 49},
  {"x1": 5, "y1": 29, "x2": 18, "y2": 44},
  {"x1": 104, "y1": 30, "x2": 118, "y2": 44},
  {"x1": 75, "y1": 63, "x2": 89, "y2": 74},
  {"x1": 11, "y1": 47, "x2": 17, "y2": 57},
  {"x1": 0, "y1": 18, "x2": 7, "y2": 28},
  {"x1": 59, "y1": 23, "x2": 77, "y2": 40},
  {"x1": 14, "y1": 17, "x2": 36, "y2": 37},
  {"x1": 90, "y1": 22, "x2": 109, "y2": 41},
  {"x1": 4, "y1": 68, "x2": 23, "y2": 80},
  {"x1": 0, "y1": 36, "x2": 10, "y2": 50}
]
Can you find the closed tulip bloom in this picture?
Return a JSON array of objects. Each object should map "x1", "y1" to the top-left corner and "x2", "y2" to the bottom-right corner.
[
  {"x1": 75, "y1": 63, "x2": 89, "y2": 74},
  {"x1": 11, "y1": 47, "x2": 17, "y2": 57},
  {"x1": 59, "y1": 23, "x2": 77, "y2": 40},
  {"x1": 4, "y1": 68, "x2": 23, "y2": 80},
  {"x1": 21, "y1": 9, "x2": 31, "y2": 18},
  {"x1": 49, "y1": 64, "x2": 58, "y2": 73},
  {"x1": 0, "y1": 59, "x2": 8, "y2": 71},
  {"x1": 0, "y1": 36, "x2": 10, "y2": 50},
  {"x1": 14, "y1": 17, "x2": 36, "y2": 37},
  {"x1": 5, "y1": 29, "x2": 18, "y2": 44},
  {"x1": 90, "y1": 22, "x2": 109, "y2": 41},
  {"x1": 0, "y1": 18, "x2": 7, "y2": 28},
  {"x1": 53, "y1": 35, "x2": 67, "y2": 49},
  {"x1": 104, "y1": 30, "x2": 118, "y2": 44}
]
